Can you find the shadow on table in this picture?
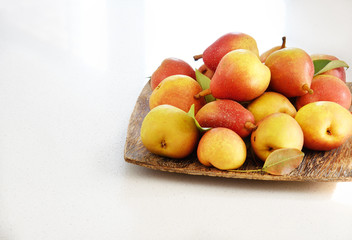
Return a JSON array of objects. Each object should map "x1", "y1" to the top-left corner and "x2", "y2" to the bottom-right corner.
[{"x1": 125, "y1": 163, "x2": 337, "y2": 197}]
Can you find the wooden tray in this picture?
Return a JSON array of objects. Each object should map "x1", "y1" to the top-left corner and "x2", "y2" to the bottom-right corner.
[{"x1": 124, "y1": 82, "x2": 352, "y2": 182}]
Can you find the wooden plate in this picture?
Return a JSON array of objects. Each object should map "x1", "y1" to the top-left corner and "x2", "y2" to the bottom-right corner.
[{"x1": 124, "y1": 82, "x2": 352, "y2": 182}]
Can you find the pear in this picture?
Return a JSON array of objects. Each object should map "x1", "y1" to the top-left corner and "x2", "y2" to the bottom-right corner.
[
  {"x1": 295, "y1": 75, "x2": 352, "y2": 110},
  {"x1": 295, "y1": 101, "x2": 352, "y2": 151},
  {"x1": 265, "y1": 47, "x2": 314, "y2": 97},
  {"x1": 259, "y1": 36, "x2": 286, "y2": 63},
  {"x1": 195, "y1": 99, "x2": 256, "y2": 138},
  {"x1": 141, "y1": 105, "x2": 199, "y2": 158},
  {"x1": 149, "y1": 75, "x2": 206, "y2": 114},
  {"x1": 251, "y1": 113, "x2": 304, "y2": 161},
  {"x1": 247, "y1": 91, "x2": 297, "y2": 122},
  {"x1": 195, "y1": 49, "x2": 270, "y2": 102},
  {"x1": 197, "y1": 128, "x2": 247, "y2": 170},
  {"x1": 150, "y1": 57, "x2": 196, "y2": 90},
  {"x1": 194, "y1": 32, "x2": 259, "y2": 72},
  {"x1": 311, "y1": 54, "x2": 346, "y2": 82}
]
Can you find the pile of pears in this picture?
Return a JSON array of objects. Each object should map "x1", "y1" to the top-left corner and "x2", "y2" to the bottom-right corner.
[{"x1": 140, "y1": 32, "x2": 352, "y2": 172}]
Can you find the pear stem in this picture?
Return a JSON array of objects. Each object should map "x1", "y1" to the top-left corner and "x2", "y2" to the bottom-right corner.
[
  {"x1": 281, "y1": 36, "x2": 286, "y2": 49},
  {"x1": 198, "y1": 64, "x2": 207, "y2": 74},
  {"x1": 244, "y1": 121, "x2": 257, "y2": 131},
  {"x1": 193, "y1": 54, "x2": 203, "y2": 61},
  {"x1": 194, "y1": 88, "x2": 211, "y2": 99},
  {"x1": 302, "y1": 83, "x2": 314, "y2": 94}
]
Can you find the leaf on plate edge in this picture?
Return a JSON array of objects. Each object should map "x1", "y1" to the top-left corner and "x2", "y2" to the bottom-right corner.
[{"x1": 262, "y1": 148, "x2": 305, "y2": 176}]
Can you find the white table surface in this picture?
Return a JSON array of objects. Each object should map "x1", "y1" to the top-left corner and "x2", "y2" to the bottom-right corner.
[{"x1": 1, "y1": 0, "x2": 352, "y2": 239}]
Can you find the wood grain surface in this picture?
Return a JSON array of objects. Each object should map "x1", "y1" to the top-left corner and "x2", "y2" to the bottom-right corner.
[{"x1": 124, "y1": 82, "x2": 352, "y2": 182}]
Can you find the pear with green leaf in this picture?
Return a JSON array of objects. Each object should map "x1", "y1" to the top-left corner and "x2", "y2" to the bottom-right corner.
[
  {"x1": 251, "y1": 113, "x2": 304, "y2": 161},
  {"x1": 311, "y1": 54, "x2": 346, "y2": 82}
]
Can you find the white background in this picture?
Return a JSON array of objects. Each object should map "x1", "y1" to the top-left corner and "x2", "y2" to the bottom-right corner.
[{"x1": 0, "y1": 0, "x2": 352, "y2": 239}]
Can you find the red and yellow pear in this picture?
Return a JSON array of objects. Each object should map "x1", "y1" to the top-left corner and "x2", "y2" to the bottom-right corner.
[
  {"x1": 265, "y1": 47, "x2": 314, "y2": 97},
  {"x1": 295, "y1": 74, "x2": 351, "y2": 110},
  {"x1": 195, "y1": 99, "x2": 256, "y2": 138},
  {"x1": 195, "y1": 49, "x2": 270, "y2": 102},
  {"x1": 194, "y1": 32, "x2": 259, "y2": 72},
  {"x1": 149, "y1": 75, "x2": 206, "y2": 114},
  {"x1": 150, "y1": 58, "x2": 196, "y2": 90}
]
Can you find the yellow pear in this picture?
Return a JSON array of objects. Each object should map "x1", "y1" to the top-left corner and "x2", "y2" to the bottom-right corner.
[
  {"x1": 295, "y1": 101, "x2": 352, "y2": 151},
  {"x1": 197, "y1": 127, "x2": 246, "y2": 170},
  {"x1": 140, "y1": 105, "x2": 199, "y2": 158},
  {"x1": 247, "y1": 91, "x2": 297, "y2": 122},
  {"x1": 251, "y1": 113, "x2": 304, "y2": 161}
]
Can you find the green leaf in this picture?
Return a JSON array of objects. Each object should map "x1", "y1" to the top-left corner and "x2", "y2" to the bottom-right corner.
[
  {"x1": 313, "y1": 59, "x2": 349, "y2": 76},
  {"x1": 187, "y1": 104, "x2": 211, "y2": 133},
  {"x1": 313, "y1": 59, "x2": 331, "y2": 75},
  {"x1": 262, "y1": 148, "x2": 304, "y2": 176},
  {"x1": 195, "y1": 69, "x2": 216, "y2": 103}
]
